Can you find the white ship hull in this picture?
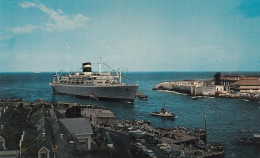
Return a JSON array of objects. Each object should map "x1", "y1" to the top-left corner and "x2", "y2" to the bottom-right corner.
[{"x1": 50, "y1": 83, "x2": 138, "y2": 102}]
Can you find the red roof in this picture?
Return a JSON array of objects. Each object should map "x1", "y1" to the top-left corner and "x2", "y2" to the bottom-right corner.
[
  {"x1": 220, "y1": 75, "x2": 245, "y2": 80},
  {"x1": 232, "y1": 77, "x2": 260, "y2": 86},
  {"x1": 222, "y1": 75, "x2": 245, "y2": 77}
]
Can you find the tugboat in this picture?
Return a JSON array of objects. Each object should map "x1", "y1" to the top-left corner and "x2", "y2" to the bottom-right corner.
[
  {"x1": 235, "y1": 137, "x2": 255, "y2": 145},
  {"x1": 235, "y1": 129, "x2": 260, "y2": 145},
  {"x1": 150, "y1": 103, "x2": 175, "y2": 118},
  {"x1": 136, "y1": 92, "x2": 148, "y2": 100}
]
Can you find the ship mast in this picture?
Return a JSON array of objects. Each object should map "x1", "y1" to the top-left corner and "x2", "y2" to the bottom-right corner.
[
  {"x1": 120, "y1": 72, "x2": 122, "y2": 84},
  {"x1": 97, "y1": 57, "x2": 102, "y2": 73}
]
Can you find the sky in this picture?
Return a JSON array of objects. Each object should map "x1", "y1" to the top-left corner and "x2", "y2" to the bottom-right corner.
[{"x1": 0, "y1": 0, "x2": 260, "y2": 72}]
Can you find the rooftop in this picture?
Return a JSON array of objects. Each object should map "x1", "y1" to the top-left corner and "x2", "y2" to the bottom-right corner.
[
  {"x1": 59, "y1": 117, "x2": 93, "y2": 135},
  {"x1": 232, "y1": 77, "x2": 260, "y2": 86},
  {"x1": 220, "y1": 75, "x2": 245, "y2": 80}
]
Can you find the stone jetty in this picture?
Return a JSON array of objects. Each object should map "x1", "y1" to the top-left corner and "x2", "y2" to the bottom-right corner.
[
  {"x1": 152, "y1": 80, "x2": 224, "y2": 96},
  {"x1": 153, "y1": 80, "x2": 260, "y2": 101}
]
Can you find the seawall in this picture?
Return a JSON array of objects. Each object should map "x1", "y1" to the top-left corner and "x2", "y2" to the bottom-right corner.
[{"x1": 152, "y1": 81, "x2": 192, "y2": 94}]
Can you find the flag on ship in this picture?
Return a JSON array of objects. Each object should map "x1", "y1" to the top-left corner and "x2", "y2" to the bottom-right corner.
[{"x1": 90, "y1": 92, "x2": 99, "y2": 100}]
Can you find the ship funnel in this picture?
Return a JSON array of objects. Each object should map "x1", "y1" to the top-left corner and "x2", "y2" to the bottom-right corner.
[{"x1": 82, "y1": 62, "x2": 92, "y2": 72}]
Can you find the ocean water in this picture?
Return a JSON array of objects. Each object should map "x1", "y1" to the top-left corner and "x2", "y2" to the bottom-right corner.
[{"x1": 0, "y1": 72, "x2": 260, "y2": 158}]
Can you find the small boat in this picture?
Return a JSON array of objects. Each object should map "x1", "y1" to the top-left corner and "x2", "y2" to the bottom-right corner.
[
  {"x1": 144, "y1": 120, "x2": 151, "y2": 124},
  {"x1": 190, "y1": 96, "x2": 198, "y2": 100},
  {"x1": 235, "y1": 137, "x2": 255, "y2": 145},
  {"x1": 235, "y1": 134, "x2": 260, "y2": 145},
  {"x1": 150, "y1": 103, "x2": 175, "y2": 118},
  {"x1": 136, "y1": 92, "x2": 148, "y2": 100}
]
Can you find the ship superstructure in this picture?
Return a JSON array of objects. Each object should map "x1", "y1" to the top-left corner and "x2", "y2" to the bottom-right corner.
[{"x1": 50, "y1": 62, "x2": 138, "y2": 102}]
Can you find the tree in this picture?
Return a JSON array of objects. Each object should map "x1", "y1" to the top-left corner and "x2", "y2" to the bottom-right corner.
[{"x1": 214, "y1": 72, "x2": 221, "y2": 85}]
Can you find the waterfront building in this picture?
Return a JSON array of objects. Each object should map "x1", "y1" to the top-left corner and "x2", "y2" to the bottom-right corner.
[
  {"x1": 215, "y1": 85, "x2": 226, "y2": 95},
  {"x1": 191, "y1": 84, "x2": 225, "y2": 96},
  {"x1": 220, "y1": 75, "x2": 245, "y2": 91},
  {"x1": 220, "y1": 75, "x2": 245, "y2": 86},
  {"x1": 231, "y1": 77, "x2": 260, "y2": 93},
  {"x1": 81, "y1": 108, "x2": 115, "y2": 125}
]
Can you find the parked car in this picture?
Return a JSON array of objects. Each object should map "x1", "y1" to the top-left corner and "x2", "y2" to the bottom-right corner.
[
  {"x1": 143, "y1": 149, "x2": 157, "y2": 158},
  {"x1": 144, "y1": 134, "x2": 159, "y2": 145},
  {"x1": 111, "y1": 123, "x2": 122, "y2": 130}
]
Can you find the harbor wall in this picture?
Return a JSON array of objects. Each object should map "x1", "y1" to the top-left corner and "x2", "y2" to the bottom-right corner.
[
  {"x1": 192, "y1": 86, "x2": 216, "y2": 96},
  {"x1": 153, "y1": 81, "x2": 194, "y2": 94},
  {"x1": 153, "y1": 81, "x2": 260, "y2": 101},
  {"x1": 171, "y1": 83, "x2": 192, "y2": 94},
  {"x1": 153, "y1": 80, "x2": 224, "y2": 96}
]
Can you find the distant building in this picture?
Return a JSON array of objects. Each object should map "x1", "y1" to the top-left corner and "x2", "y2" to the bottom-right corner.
[
  {"x1": 191, "y1": 85, "x2": 225, "y2": 96},
  {"x1": 220, "y1": 75, "x2": 245, "y2": 86},
  {"x1": 219, "y1": 75, "x2": 245, "y2": 92},
  {"x1": 231, "y1": 77, "x2": 260, "y2": 93},
  {"x1": 81, "y1": 108, "x2": 115, "y2": 124},
  {"x1": 215, "y1": 85, "x2": 225, "y2": 94}
]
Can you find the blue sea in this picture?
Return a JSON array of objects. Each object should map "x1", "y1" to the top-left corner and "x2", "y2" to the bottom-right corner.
[{"x1": 0, "y1": 72, "x2": 260, "y2": 158}]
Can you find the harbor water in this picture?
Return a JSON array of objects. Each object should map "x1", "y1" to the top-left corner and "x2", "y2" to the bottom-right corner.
[{"x1": 0, "y1": 72, "x2": 260, "y2": 158}]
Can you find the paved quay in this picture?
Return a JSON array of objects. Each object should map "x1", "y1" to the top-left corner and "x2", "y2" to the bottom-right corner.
[{"x1": 97, "y1": 119, "x2": 224, "y2": 158}]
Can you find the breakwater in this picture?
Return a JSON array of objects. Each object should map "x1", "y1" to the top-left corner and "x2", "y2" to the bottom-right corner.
[
  {"x1": 152, "y1": 81, "x2": 193, "y2": 94},
  {"x1": 152, "y1": 80, "x2": 218, "y2": 96},
  {"x1": 153, "y1": 81, "x2": 260, "y2": 101}
]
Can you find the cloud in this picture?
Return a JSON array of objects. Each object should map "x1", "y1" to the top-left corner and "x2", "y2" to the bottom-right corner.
[
  {"x1": 20, "y1": 1, "x2": 37, "y2": 8},
  {"x1": 9, "y1": 25, "x2": 39, "y2": 34},
  {"x1": 9, "y1": 1, "x2": 89, "y2": 34},
  {"x1": 0, "y1": 34, "x2": 15, "y2": 40}
]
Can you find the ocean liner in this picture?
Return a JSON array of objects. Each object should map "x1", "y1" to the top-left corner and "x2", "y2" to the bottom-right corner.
[{"x1": 50, "y1": 62, "x2": 139, "y2": 102}]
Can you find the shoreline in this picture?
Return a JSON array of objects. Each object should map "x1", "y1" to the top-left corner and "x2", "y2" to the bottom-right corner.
[
  {"x1": 153, "y1": 82, "x2": 260, "y2": 102},
  {"x1": 155, "y1": 88, "x2": 260, "y2": 102}
]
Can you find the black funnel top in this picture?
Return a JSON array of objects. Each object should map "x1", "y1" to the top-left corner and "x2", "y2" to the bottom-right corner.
[{"x1": 82, "y1": 62, "x2": 92, "y2": 72}]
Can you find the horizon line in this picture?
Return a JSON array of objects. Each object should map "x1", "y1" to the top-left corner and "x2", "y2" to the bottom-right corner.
[{"x1": 0, "y1": 70, "x2": 260, "y2": 73}]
